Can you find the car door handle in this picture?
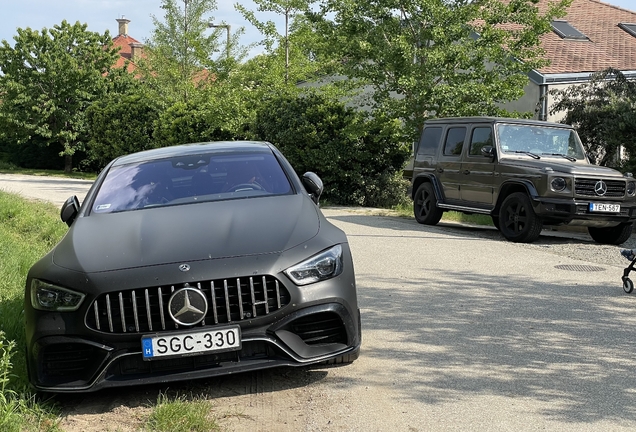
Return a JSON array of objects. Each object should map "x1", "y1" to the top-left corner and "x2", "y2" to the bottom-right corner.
[
  {"x1": 463, "y1": 170, "x2": 470, "y2": 175},
  {"x1": 437, "y1": 167, "x2": 444, "y2": 173}
]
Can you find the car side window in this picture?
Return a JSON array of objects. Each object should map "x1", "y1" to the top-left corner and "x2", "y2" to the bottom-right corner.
[
  {"x1": 416, "y1": 127, "x2": 443, "y2": 156},
  {"x1": 443, "y1": 127, "x2": 466, "y2": 156},
  {"x1": 469, "y1": 127, "x2": 493, "y2": 156}
]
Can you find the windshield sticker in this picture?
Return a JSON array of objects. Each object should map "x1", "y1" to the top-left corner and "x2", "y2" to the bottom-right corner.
[{"x1": 96, "y1": 204, "x2": 111, "y2": 210}]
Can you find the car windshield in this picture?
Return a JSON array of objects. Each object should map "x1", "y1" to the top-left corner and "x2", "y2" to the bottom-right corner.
[
  {"x1": 496, "y1": 124, "x2": 586, "y2": 160},
  {"x1": 92, "y1": 151, "x2": 293, "y2": 214}
]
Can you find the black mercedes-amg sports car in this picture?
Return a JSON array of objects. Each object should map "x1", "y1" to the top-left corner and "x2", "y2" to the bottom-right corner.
[{"x1": 25, "y1": 141, "x2": 360, "y2": 392}]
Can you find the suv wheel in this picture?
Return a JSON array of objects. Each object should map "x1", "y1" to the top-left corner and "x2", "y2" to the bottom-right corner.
[
  {"x1": 498, "y1": 192, "x2": 543, "y2": 243},
  {"x1": 414, "y1": 183, "x2": 443, "y2": 225},
  {"x1": 588, "y1": 223, "x2": 633, "y2": 245}
]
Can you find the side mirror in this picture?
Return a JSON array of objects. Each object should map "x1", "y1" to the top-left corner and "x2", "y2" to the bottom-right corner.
[
  {"x1": 60, "y1": 196, "x2": 80, "y2": 227},
  {"x1": 480, "y1": 146, "x2": 495, "y2": 158},
  {"x1": 302, "y1": 172, "x2": 323, "y2": 204}
]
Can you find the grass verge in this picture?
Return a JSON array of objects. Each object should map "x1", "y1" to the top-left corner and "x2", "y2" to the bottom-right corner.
[
  {"x1": 0, "y1": 191, "x2": 68, "y2": 431},
  {"x1": 0, "y1": 162, "x2": 96, "y2": 180}
]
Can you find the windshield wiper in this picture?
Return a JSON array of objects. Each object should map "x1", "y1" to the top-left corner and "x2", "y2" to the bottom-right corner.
[
  {"x1": 513, "y1": 150, "x2": 540, "y2": 159},
  {"x1": 546, "y1": 153, "x2": 576, "y2": 162}
]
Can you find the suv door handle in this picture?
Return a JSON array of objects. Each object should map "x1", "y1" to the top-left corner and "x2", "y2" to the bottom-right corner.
[
  {"x1": 463, "y1": 170, "x2": 470, "y2": 175},
  {"x1": 437, "y1": 167, "x2": 444, "y2": 173}
]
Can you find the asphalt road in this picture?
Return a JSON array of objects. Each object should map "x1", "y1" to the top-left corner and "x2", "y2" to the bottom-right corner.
[{"x1": 2, "y1": 173, "x2": 636, "y2": 431}]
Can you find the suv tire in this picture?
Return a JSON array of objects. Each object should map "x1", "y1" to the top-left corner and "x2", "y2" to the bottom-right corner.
[
  {"x1": 498, "y1": 192, "x2": 543, "y2": 243},
  {"x1": 588, "y1": 223, "x2": 633, "y2": 245},
  {"x1": 414, "y1": 183, "x2": 443, "y2": 225}
]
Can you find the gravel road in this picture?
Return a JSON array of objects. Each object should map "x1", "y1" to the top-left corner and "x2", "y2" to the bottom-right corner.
[{"x1": 3, "y1": 173, "x2": 636, "y2": 431}]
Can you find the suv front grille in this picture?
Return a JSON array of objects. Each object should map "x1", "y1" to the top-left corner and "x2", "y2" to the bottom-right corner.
[
  {"x1": 575, "y1": 178, "x2": 625, "y2": 198},
  {"x1": 86, "y1": 276, "x2": 290, "y2": 334}
]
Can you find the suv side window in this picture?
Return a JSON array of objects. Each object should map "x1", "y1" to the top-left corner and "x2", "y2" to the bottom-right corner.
[
  {"x1": 469, "y1": 127, "x2": 493, "y2": 156},
  {"x1": 443, "y1": 127, "x2": 466, "y2": 156},
  {"x1": 417, "y1": 127, "x2": 443, "y2": 156}
]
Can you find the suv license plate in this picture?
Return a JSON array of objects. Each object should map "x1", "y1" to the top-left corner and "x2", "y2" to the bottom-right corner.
[
  {"x1": 589, "y1": 203, "x2": 620, "y2": 213},
  {"x1": 141, "y1": 326, "x2": 241, "y2": 360}
]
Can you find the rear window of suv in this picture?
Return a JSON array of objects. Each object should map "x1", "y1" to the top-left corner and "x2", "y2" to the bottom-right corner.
[{"x1": 417, "y1": 127, "x2": 443, "y2": 156}]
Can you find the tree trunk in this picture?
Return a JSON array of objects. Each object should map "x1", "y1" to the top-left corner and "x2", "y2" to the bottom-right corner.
[{"x1": 64, "y1": 154, "x2": 73, "y2": 174}]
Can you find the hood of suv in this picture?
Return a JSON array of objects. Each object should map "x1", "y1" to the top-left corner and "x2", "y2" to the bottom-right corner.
[{"x1": 500, "y1": 158, "x2": 626, "y2": 178}]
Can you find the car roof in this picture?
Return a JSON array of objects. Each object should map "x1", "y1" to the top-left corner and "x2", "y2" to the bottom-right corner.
[
  {"x1": 111, "y1": 141, "x2": 275, "y2": 167},
  {"x1": 423, "y1": 116, "x2": 573, "y2": 129}
]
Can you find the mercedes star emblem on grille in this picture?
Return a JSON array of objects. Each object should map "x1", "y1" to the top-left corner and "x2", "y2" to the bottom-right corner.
[
  {"x1": 594, "y1": 180, "x2": 608, "y2": 196},
  {"x1": 179, "y1": 264, "x2": 190, "y2": 272},
  {"x1": 168, "y1": 287, "x2": 208, "y2": 326}
]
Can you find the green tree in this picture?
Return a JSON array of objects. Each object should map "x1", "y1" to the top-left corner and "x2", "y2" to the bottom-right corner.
[
  {"x1": 550, "y1": 68, "x2": 636, "y2": 169},
  {"x1": 310, "y1": 0, "x2": 570, "y2": 139},
  {"x1": 0, "y1": 21, "x2": 119, "y2": 172},
  {"x1": 236, "y1": 0, "x2": 312, "y2": 83},
  {"x1": 142, "y1": 0, "x2": 246, "y2": 103}
]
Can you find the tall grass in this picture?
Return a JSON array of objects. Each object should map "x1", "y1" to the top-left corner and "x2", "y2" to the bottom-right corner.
[{"x1": 0, "y1": 191, "x2": 66, "y2": 431}]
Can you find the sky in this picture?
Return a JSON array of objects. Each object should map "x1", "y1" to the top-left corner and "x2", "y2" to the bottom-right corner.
[{"x1": 0, "y1": 0, "x2": 635, "y2": 58}]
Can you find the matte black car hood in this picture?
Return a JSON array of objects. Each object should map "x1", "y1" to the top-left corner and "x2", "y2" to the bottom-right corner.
[
  {"x1": 501, "y1": 158, "x2": 626, "y2": 178},
  {"x1": 53, "y1": 194, "x2": 320, "y2": 273}
]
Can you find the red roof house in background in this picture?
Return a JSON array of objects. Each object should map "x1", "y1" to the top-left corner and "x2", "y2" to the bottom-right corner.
[
  {"x1": 502, "y1": 0, "x2": 636, "y2": 120},
  {"x1": 111, "y1": 18, "x2": 144, "y2": 72}
]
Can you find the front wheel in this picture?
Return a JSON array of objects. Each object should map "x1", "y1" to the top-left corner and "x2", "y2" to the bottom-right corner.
[
  {"x1": 498, "y1": 192, "x2": 543, "y2": 243},
  {"x1": 413, "y1": 183, "x2": 443, "y2": 225},
  {"x1": 624, "y1": 278, "x2": 634, "y2": 294},
  {"x1": 588, "y1": 223, "x2": 633, "y2": 245}
]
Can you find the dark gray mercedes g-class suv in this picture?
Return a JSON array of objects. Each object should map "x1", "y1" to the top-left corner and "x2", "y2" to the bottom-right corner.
[{"x1": 404, "y1": 117, "x2": 636, "y2": 244}]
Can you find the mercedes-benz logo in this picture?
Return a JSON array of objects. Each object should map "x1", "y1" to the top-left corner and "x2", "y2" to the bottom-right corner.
[
  {"x1": 168, "y1": 287, "x2": 208, "y2": 326},
  {"x1": 179, "y1": 264, "x2": 190, "y2": 272},
  {"x1": 594, "y1": 180, "x2": 608, "y2": 196}
]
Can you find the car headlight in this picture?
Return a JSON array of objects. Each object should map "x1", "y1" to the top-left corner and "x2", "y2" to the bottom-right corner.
[
  {"x1": 30, "y1": 280, "x2": 85, "y2": 311},
  {"x1": 627, "y1": 181, "x2": 636, "y2": 196},
  {"x1": 284, "y1": 245, "x2": 344, "y2": 286},
  {"x1": 551, "y1": 177, "x2": 567, "y2": 192}
]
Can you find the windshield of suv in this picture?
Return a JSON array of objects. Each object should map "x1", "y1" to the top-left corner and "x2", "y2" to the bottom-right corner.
[
  {"x1": 496, "y1": 124, "x2": 586, "y2": 160},
  {"x1": 92, "y1": 151, "x2": 293, "y2": 214}
]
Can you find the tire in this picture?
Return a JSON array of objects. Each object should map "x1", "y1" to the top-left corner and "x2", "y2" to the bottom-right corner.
[
  {"x1": 498, "y1": 192, "x2": 543, "y2": 243},
  {"x1": 413, "y1": 183, "x2": 443, "y2": 225},
  {"x1": 588, "y1": 223, "x2": 633, "y2": 245},
  {"x1": 623, "y1": 278, "x2": 634, "y2": 294}
]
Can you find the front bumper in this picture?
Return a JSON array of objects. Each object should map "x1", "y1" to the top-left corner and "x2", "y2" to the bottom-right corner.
[
  {"x1": 27, "y1": 302, "x2": 361, "y2": 393},
  {"x1": 533, "y1": 197, "x2": 636, "y2": 226}
]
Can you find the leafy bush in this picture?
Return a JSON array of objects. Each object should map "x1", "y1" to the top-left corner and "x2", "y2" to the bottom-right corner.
[
  {"x1": 153, "y1": 85, "x2": 253, "y2": 148},
  {"x1": 86, "y1": 92, "x2": 163, "y2": 170},
  {"x1": 251, "y1": 92, "x2": 410, "y2": 207}
]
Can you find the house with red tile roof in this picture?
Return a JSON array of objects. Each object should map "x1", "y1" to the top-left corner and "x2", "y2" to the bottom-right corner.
[
  {"x1": 505, "y1": 0, "x2": 636, "y2": 120},
  {"x1": 111, "y1": 18, "x2": 144, "y2": 72}
]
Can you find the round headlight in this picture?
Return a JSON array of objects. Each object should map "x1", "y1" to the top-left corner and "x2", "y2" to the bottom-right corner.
[
  {"x1": 551, "y1": 177, "x2": 567, "y2": 192},
  {"x1": 627, "y1": 181, "x2": 636, "y2": 196}
]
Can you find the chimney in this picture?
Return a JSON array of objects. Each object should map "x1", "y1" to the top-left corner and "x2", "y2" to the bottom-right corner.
[
  {"x1": 129, "y1": 43, "x2": 144, "y2": 60},
  {"x1": 116, "y1": 17, "x2": 130, "y2": 37}
]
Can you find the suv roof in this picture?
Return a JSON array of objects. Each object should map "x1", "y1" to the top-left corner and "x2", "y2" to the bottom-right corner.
[{"x1": 424, "y1": 116, "x2": 573, "y2": 129}]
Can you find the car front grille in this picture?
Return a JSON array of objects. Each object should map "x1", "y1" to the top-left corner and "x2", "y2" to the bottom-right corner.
[
  {"x1": 86, "y1": 275, "x2": 290, "y2": 334},
  {"x1": 575, "y1": 178, "x2": 625, "y2": 198}
]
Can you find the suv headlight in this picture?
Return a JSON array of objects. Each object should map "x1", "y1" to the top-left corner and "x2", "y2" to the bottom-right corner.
[
  {"x1": 30, "y1": 280, "x2": 85, "y2": 311},
  {"x1": 551, "y1": 177, "x2": 567, "y2": 192},
  {"x1": 284, "y1": 245, "x2": 344, "y2": 286},
  {"x1": 627, "y1": 181, "x2": 636, "y2": 196}
]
